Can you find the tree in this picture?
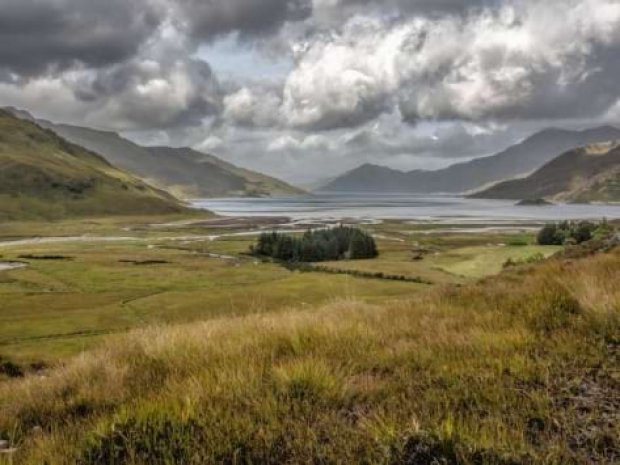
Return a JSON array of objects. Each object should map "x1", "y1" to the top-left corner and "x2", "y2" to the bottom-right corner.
[
  {"x1": 537, "y1": 224, "x2": 562, "y2": 246},
  {"x1": 571, "y1": 221, "x2": 595, "y2": 244}
]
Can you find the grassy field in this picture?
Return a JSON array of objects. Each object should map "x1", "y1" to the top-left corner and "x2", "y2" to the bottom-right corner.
[
  {"x1": 0, "y1": 218, "x2": 563, "y2": 364},
  {"x1": 0, "y1": 240, "x2": 422, "y2": 363},
  {"x1": 319, "y1": 224, "x2": 559, "y2": 282},
  {"x1": 0, "y1": 234, "x2": 617, "y2": 464}
]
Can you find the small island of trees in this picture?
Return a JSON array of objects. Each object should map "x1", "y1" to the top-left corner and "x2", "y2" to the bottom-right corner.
[{"x1": 251, "y1": 226, "x2": 378, "y2": 263}]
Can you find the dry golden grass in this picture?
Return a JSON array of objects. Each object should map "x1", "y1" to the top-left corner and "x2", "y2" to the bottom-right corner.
[{"x1": 0, "y1": 248, "x2": 618, "y2": 464}]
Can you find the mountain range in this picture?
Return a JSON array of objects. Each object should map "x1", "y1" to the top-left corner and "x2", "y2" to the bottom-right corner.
[
  {"x1": 4, "y1": 105, "x2": 620, "y2": 218},
  {"x1": 321, "y1": 126, "x2": 620, "y2": 194},
  {"x1": 6, "y1": 108, "x2": 302, "y2": 199},
  {"x1": 0, "y1": 110, "x2": 185, "y2": 221},
  {"x1": 472, "y1": 141, "x2": 620, "y2": 203}
]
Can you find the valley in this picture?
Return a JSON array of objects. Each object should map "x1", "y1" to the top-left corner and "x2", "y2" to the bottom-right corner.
[
  {"x1": 0, "y1": 214, "x2": 560, "y2": 364},
  {"x1": 1, "y1": 110, "x2": 618, "y2": 464},
  {"x1": 3, "y1": 0, "x2": 620, "y2": 462}
]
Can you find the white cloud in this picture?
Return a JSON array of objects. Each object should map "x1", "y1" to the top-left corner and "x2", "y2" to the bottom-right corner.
[
  {"x1": 196, "y1": 135, "x2": 224, "y2": 152},
  {"x1": 223, "y1": 87, "x2": 282, "y2": 127},
  {"x1": 267, "y1": 134, "x2": 302, "y2": 151},
  {"x1": 278, "y1": 0, "x2": 620, "y2": 129}
]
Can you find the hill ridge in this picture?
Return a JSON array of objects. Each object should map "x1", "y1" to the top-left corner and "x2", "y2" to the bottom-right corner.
[
  {"x1": 321, "y1": 125, "x2": 620, "y2": 193},
  {"x1": 0, "y1": 110, "x2": 187, "y2": 220},
  {"x1": 4, "y1": 108, "x2": 303, "y2": 199},
  {"x1": 472, "y1": 140, "x2": 620, "y2": 203}
]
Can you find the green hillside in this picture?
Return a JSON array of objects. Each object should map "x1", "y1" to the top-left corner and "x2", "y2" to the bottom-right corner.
[
  {"x1": 21, "y1": 120, "x2": 300, "y2": 198},
  {"x1": 145, "y1": 147, "x2": 305, "y2": 198},
  {"x1": 472, "y1": 141, "x2": 620, "y2": 203},
  {"x1": 0, "y1": 110, "x2": 187, "y2": 220}
]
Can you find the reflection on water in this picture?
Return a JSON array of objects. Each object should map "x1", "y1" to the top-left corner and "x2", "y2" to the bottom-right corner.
[{"x1": 192, "y1": 193, "x2": 620, "y2": 222}]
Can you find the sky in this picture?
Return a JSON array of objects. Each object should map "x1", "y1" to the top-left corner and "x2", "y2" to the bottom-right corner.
[{"x1": 1, "y1": 0, "x2": 620, "y2": 186}]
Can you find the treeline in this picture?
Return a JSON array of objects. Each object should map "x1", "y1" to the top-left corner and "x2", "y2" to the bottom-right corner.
[
  {"x1": 251, "y1": 226, "x2": 378, "y2": 262},
  {"x1": 537, "y1": 220, "x2": 613, "y2": 246}
]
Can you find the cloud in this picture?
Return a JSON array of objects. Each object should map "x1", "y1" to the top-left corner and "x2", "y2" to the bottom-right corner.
[
  {"x1": 312, "y1": 0, "x2": 496, "y2": 23},
  {"x1": 267, "y1": 133, "x2": 333, "y2": 151},
  {"x1": 175, "y1": 0, "x2": 312, "y2": 41},
  {"x1": 196, "y1": 135, "x2": 224, "y2": 152},
  {"x1": 276, "y1": 0, "x2": 620, "y2": 130},
  {"x1": 0, "y1": 22, "x2": 222, "y2": 131},
  {"x1": 397, "y1": 1, "x2": 620, "y2": 122},
  {"x1": 5, "y1": 0, "x2": 619, "y2": 133},
  {"x1": 0, "y1": 0, "x2": 165, "y2": 78},
  {"x1": 223, "y1": 86, "x2": 282, "y2": 128}
]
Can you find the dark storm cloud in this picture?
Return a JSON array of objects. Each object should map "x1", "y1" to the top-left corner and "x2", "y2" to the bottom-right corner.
[
  {"x1": 176, "y1": 0, "x2": 312, "y2": 41},
  {"x1": 321, "y1": 0, "x2": 496, "y2": 16},
  {"x1": 0, "y1": 0, "x2": 497, "y2": 81},
  {"x1": 67, "y1": 55, "x2": 222, "y2": 130},
  {"x1": 0, "y1": 0, "x2": 165, "y2": 78}
]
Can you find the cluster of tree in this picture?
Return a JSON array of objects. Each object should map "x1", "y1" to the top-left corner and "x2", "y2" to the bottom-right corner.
[
  {"x1": 251, "y1": 227, "x2": 378, "y2": 263},
  {"x1": 537, "y1": 220, "x2": 612, "y2": 246}
]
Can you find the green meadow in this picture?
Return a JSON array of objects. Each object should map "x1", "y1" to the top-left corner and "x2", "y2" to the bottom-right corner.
[{"x1": 0, "y1": 217, "x2": 559, "y2": 364}]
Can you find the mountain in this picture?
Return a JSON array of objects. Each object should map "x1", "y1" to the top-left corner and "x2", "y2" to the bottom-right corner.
[
  {"x1": 0, "y1": 110, "x2": 186, "y2": 221},
  {"x1": 147, "y1": 147, "x2": 306, "y2": 198},
  {"x1": 471, "y1": 141, "x2": 620, "y2": 203},
  {"x1": 321, "y1": 126, "x2": 620, "y2": 193},
  {"x1": 4, "y1": 108, "x2": 302, "y2": 199}
]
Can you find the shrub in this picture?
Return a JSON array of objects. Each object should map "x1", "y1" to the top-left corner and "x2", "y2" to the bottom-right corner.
[
  {"x1": 593, "y1": 218, "x2": 615, "y2": 241},
  {"x1": 503, "y1": 253, "x2": 545, "y2": 269},
  {"x1": 537, "y1": 224, "x2": 563, "y2": 246},
  {"x1": 506, "y1": 238, "x2": 529, "y2": 246},
  {"x1": 0, "y1": 358, "x2": 24, "y2": 378},
  {"x1": 537, "y1": 221, "x2": 601, "y2": 246}
]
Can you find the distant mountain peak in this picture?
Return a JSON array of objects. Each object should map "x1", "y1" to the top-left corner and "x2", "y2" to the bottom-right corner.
[
  {"x1": 353, "y1": 163, "x2": 401, "y2": 173},
  {"x1": 321, "y1": 125, "x2": 620, "y2": 194}
]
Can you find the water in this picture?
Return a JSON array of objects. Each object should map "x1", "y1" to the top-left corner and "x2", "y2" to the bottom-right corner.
[
  {"x1": 192, "y1": 194, "x2": 620, "y2": 222},
  {"x1": 0, "y1": 262, "x2": 26, "y2": 272}
]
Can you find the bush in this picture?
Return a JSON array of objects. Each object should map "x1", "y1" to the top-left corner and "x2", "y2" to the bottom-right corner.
[
  {"x1": 251, "y1": 226, "x2": 378, "y2": 263},
  {"x1": 537, "y1": 224, "x2": 563, "y2": 246},
  {"x1": 503, "y1": 253, "x2": 545, "y2": 269},
  {"x1": 0, "y1": 358, "x2": 24, "y2": 378},
  {"x1": 537, "y1": 221, "x2": 600, "y2": 246},
  {"x1": 593, "y1": 218, "x2": 615, "y2": 240}
]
